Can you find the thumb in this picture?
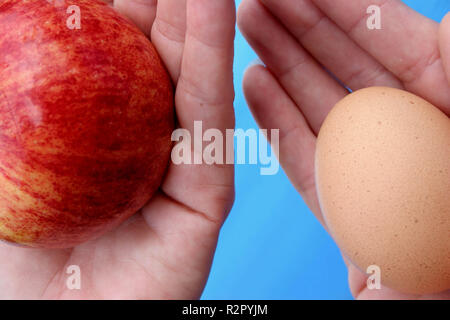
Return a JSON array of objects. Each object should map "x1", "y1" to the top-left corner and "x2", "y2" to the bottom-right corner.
[{"x1": 439, "y1": 13, "x2": 450, "y2": 88}]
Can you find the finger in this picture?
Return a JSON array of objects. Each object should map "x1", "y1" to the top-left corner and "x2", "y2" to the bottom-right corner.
[
  {"x1": 162, "y1": 0, "x2": 236, "y2": 223},
  {"x1": 243, "y1": 64, "x2": 325, "y2": 226},
  {"x1": 151, "y1": 0, "x2": 187, "y2": 83},
  {"x1": 439, "y1": 13, "x2": 450, "y2": 91},
  {"x1": 237, "y1": 0, "x2": 347, "y2": 133},
  {"x1": 259, "y1": 0, "x2": 403, "y2": 91},
  {"x1": 113, "y1": 0, "x2": 158, "y2": 36},
  {"x1": 176, "y1": 0, "x2": 235, "y2": 130},
  {"x1": 179, "y1": 0, "x2": 235, "y2": 110},
  {"x1": 312, "y1": 0, "x2": 450, "y2": 113}
]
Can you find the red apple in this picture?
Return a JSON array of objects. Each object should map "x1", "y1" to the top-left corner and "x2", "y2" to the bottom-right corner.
[{"x1": 0, "y1": 0, "x2": 174, "y2": 248}]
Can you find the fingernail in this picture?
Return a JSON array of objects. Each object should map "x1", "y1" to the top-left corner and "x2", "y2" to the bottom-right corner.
[{"x1": 246, "y1": 58, "x2": 265, "y2": 69}]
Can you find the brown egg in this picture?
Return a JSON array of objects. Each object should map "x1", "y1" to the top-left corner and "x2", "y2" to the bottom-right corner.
[{"x1": 315, "y1": 87, "x2": 450, "y2": 295}]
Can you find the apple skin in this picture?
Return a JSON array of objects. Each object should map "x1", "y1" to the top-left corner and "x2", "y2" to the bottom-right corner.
[{"x1": 0, "y1": 0, "x2": 174, "y2": 248}]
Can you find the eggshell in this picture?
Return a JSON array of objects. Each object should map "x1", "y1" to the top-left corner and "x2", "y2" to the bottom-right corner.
[{"x1": 315, "y1": 87, "x2": 450, "y2": 295}]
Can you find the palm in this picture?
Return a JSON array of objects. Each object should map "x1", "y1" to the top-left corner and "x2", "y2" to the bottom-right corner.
[
  {"x1": 0, "y1": 0, "x2": 236, "y2": 299},
  {"x1": 238, "y1": 0, "x2": 450, "y2": 299}
]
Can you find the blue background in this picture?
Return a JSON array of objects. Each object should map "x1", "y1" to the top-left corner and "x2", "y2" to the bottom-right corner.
[{"x1": 201, "y1": 0, "x2": 450, "y2": 300}]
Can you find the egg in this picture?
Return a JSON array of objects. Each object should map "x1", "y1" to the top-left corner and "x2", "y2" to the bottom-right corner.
[{"x1": 315, "y1": 87, "x2": 450, "y2": 295}]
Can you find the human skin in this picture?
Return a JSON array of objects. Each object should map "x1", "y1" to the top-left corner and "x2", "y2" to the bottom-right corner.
[
  {"x1": 0, "y1": 0, "x2": 236, "y2": 299},
  {"x1": 238, "y1": 0, "x2": 450, "y2": 299}
]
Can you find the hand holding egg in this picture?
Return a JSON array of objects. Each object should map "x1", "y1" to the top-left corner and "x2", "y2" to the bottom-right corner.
[{"x1": 240, "y1": 0, "x2": 450, "y2": 298}]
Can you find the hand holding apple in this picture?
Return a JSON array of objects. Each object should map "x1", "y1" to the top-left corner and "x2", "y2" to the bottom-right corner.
[
  {"x1": 0, "y1": 0, "x2": 235, "y2": 299},
  {"x1": 0, "y1": 0, "x2": 174, "y2": 248}
]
